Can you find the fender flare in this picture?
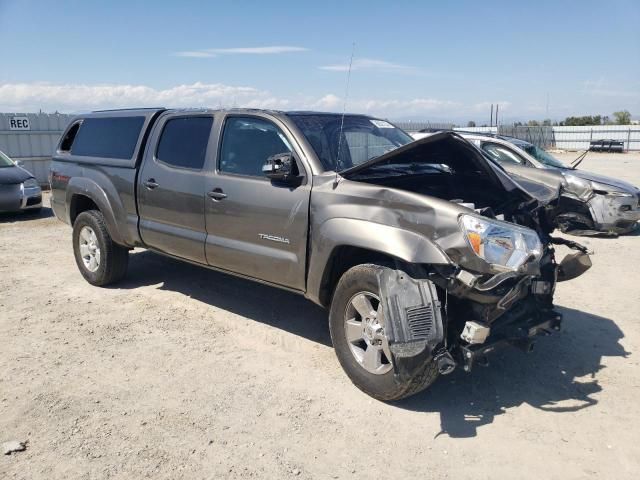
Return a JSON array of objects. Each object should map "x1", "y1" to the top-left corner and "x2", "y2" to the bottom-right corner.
[
  {"x1": 65, "y1": 177, "x2": 126, "y2": 245},
  {"x1": 306, "y1": 217, "x2": 451, "y2": 305}
]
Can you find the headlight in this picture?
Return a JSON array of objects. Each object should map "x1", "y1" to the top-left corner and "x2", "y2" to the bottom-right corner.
[
  {"x1": 590, "y1": 180, "x2": 633, "y2": 197},
  {"x1": 22, "y1": 178, "x2": 40, "y2": 189},
  {"x1": 459, "y1": 214, "x2": 542, "y2": 271}
]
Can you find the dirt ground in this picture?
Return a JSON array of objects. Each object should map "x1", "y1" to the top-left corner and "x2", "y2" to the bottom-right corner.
[{"x1": 1, "y1": 152, "x2": 639, "y2": 479}]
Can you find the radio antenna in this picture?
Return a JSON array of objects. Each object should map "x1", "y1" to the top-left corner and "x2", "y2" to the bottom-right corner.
[{"x1": 334, "y1": 42, "x2": 355, "y2": 185}]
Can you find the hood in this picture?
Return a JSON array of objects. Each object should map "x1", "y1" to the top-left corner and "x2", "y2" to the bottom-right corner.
[
  {"x1": 342, "y1": 131, "x2": 561, "y2": 205},
  {"x1": 564, "y1": 169, "x2": 639, "y2": 193},
  {"x1": 0, "y1": 165, "x2": 33, "y2": 185}
]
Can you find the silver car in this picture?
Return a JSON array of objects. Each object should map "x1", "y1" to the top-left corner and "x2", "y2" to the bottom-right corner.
[
  {"x1": 413, "y1": 132, "x2": 640, "y2": 235},
  {"x1": 0, "y1": 150, "x2": 42, "y2": 213}
]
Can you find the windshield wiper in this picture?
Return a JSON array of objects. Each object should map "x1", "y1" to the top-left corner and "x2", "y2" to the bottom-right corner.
[
  {"x1": 348, "y1": 164, "x2": 450, "y2": 178},
  {"x1": 570, "y1": 150, "x2": 589, "y2": 170}
]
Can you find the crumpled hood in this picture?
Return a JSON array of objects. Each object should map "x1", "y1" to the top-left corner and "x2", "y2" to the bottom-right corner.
[
  {"x1": 0, "y1": 165, "x2": 33, "y2": 185},
  {"x1": 564, "y1": 169, "x2": 639, "y2": 193},
  {"x1": 342, "y1": 131, "x2": 562, "y2": 206}
]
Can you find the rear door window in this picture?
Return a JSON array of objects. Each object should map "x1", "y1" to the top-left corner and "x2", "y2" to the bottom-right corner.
[
  {"x1": 156, "y1": 116, "x2": 213, "y2": 170},
  {"x1": 71, "y1": 117, "x2": 145, "y2": 159}
]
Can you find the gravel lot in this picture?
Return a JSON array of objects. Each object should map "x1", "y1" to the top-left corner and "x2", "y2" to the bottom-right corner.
[{"x1": 2, "y1": 152, "x2": 639, "y2": 479}]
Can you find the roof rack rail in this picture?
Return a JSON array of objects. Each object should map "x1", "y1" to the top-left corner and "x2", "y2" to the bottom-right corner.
[{"x1": 92, "y1": 107, "x2": 166, "y2": 113}]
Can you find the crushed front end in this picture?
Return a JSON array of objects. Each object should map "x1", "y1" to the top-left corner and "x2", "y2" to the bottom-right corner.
[
  {"x1": 558, "y1": 173, "x2": 640, "y2": 235},
  {"x1": 339, "y1": 132, "x2": 593, "y2": 384},
  {"x1": 379, "y1": 197, "x2": 591, "y2": 381}
]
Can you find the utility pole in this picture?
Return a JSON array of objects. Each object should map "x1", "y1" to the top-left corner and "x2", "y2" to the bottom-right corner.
[{"x1": 490, "y1": 104, "x2": 493, "y2": 127}]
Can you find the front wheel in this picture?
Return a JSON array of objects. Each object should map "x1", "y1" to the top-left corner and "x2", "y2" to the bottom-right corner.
[
  {"x1": 329, "y1": 264, "x2": 439, "y2": 401},
  {"x1": 72, "y1": 210, "x2": 129, "y2": 286}
]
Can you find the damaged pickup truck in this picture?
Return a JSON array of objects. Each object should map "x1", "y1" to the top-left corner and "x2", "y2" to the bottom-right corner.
[{"x1": 50, "y1": 109, "x2": 591, "y2": 400}]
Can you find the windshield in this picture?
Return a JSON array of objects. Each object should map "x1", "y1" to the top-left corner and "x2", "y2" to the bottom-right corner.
[
  {"x1": 0, "y1": 150, "x2": 15, "y2": 167},
  {"x1": 522, "y1": 144, "x2": 568, "y2": 169},
  {"x1": 288, "y1": 114, "x2": 414, "y2": 171}
]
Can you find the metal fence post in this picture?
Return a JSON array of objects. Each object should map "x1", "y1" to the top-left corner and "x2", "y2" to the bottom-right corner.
[{"x1": 627, "y1": 128, "x2": 631, "y2": 153}]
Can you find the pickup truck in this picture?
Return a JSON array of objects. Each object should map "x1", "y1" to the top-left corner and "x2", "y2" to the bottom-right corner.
[{"x1": 50, "y1": 108, "x2": 591, "y2": 401}]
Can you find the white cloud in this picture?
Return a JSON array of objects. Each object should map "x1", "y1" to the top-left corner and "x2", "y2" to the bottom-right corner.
[
  {"x1": 311, "y1": 95, "x2": 459, "y2": 114},
  {"x1": 319, "y1": 58, "x2": 415, "y2": 73},
  {"x1": 0, "y1": 82, "x2": 288, "y2": 112},
  {"x1": 174, "y1": 51, "x2": 217, "y2": 58},
  {"x1": 0, "y1": 81, "x2": 462, "y2": 117},
  {"x1": 312, "y1": 94, "x2": 342, "y2": 110},
  {"x1": 174, "y1": 46, "x2": 308, "y2": 57}
]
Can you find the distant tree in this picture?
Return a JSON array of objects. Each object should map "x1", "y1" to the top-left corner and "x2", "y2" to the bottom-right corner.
[
  {"x1": 527, "y1": 120, "x2": 540, "y2": 126},
  {"x1": 542, "y1": 119, "x2": 552, "y2": 126},
  {"x1": 513, "y1": 121, "x2": 523, "y2": 127},
  {"x1": 466, "y1": 121, "x2": 476, "y2": 127},
  {"x1": 612, "y1": 110, "x2": 631, "y2": 125},
  {"x1": 562, "y1": 115, "x2": 602, "y2": 126}
]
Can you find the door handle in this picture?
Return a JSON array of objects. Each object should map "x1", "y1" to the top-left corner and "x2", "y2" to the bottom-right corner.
[
  {"x1": 207, "y1": 188, "x2": 227, "y2": 201},
  {"x1": 144, "y1": 178, "x2": 159, "y2": 190}
]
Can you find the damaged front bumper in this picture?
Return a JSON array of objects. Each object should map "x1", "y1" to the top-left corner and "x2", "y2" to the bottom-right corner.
[
  {"x1": 589, "y1": 192, "x2": 640, "y2": 234},
  {"x1": 378, "y1": 240, "x2": 591, "y2": 384},
  {"x1": 458, "y1": 301, "x2": 562, "y2": 372}
]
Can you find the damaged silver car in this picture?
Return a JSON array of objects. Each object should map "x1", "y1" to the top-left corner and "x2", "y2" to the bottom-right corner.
[{"x1": 458, "y1": 133, "x2": 640, "y2": 235}]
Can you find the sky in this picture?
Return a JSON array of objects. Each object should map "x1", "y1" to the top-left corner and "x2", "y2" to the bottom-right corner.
[{"x1": 0, "y1": 0, "x2": 638, "y2": 123}]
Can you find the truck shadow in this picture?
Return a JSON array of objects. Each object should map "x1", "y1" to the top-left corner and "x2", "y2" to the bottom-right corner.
[
  {"x1": 0, "y1": 206, "x2": 54, "y2": 223},
  {"x1": 395, "y1": 306, "x2": 628, "y2": 438},
  {"x1": 121, "y1": 251, "x2": 627, "y2": 437},
  {"x1": 119, "y1": 249, "x2": 331, "y2": 346}
]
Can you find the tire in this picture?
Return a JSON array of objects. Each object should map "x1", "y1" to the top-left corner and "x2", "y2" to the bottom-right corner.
[
  {"x1": 72, "y1": 210, "x2": 128, "y2": 286},
  {"x1": 329, "y1": 263, "x2": 439, "y2": 401}
]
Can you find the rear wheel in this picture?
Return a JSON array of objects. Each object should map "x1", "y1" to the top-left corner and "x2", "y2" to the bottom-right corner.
[
  {"x1": 329, "y1": 263, "x2": 439, "y2": 401},
  {"x1": 72, "y1": 210, "x2": 128, "y2": 286}
]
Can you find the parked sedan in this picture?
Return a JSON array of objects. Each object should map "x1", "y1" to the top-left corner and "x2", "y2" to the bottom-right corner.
[
  {"x1": 413, "y1": 132, "x2": 639, "y2": 236},
  {"x1": 0, "y1": 150, "x2": 42, "y2": 213}
]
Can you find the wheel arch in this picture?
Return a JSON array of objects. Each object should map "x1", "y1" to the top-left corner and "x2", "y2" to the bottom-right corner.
[
  {"x1": 66, "y1": 178, "x2": 125, "y2": 246},
  {"x1": 306, "y1": 218, "x2": 451, "y2": 307}
]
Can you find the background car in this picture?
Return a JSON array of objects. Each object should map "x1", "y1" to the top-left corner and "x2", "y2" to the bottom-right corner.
[
  {"x1": 413, "y1": 131, "x2": 640, "y2": 235},
  {"x1": 0, "y1": 149, "x2": 42, "y2": 214}
]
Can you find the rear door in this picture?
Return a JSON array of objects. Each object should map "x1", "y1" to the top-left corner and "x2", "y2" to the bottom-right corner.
[
  {"x1": 203, "y1": 114, "x2": 311, "y2": 290},
  {"x1": 138, "y1": 112, "x2": 214, "y2": 263}
]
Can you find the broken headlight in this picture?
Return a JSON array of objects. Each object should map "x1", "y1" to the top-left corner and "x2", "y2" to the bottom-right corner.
[
  {"x1": 459, "y1": 214, "x2": 542, "y2": 271},
  {"x1": 590, "y1": 180, "x2": 634, "y2": 197}
]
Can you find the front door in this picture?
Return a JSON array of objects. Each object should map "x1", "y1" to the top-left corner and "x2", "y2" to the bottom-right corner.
[
  {"x1": 138, "y1": 113, "x2": 214, "y2": 263},
  {"x1": 204, "y1": 115, "x2": 311, "y2": 290}
]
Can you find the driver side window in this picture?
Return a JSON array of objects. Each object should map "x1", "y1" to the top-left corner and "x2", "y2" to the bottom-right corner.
[
  {"x1": 481, "y1": 142, "x2": 524, "y2": 165},
  {"x1": 219, "y1": 117, "x2": 292, "y2": 177}
]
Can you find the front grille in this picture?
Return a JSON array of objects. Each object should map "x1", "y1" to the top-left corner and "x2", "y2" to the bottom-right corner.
[{"x1": 405, "y1": 305, "x2": 434, "y2": 339}]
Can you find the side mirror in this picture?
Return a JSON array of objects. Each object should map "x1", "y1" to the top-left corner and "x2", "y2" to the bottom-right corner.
[{"x1": 262, "y1": 152, "x2": 297, "y2": 182}]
